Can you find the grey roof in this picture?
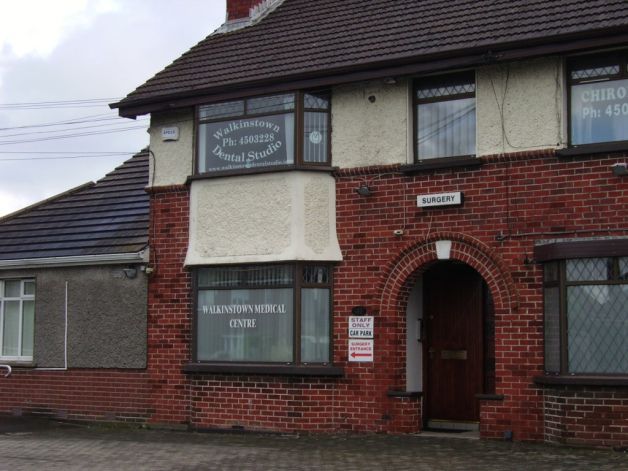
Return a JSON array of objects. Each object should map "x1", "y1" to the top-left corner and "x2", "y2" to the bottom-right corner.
[
  {"x1": 0, "y1": 151, "x2": 149, "y2": 261},
  {"x1": 114, "y1": 0, "x2": 628, "y2": 114}
]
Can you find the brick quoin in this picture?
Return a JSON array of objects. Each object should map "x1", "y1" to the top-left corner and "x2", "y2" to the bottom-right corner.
[{"x1": 146, "y1": 186, "x2": 191, "y2": 426}]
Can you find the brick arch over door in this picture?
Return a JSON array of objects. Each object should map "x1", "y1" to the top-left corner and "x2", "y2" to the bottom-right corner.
[
  {"x1": 375, "y1": 232, "x2": 518, "y2": 395},
  {"x1": 378, "y1": 232, "x2": 519, "y2": 316}
]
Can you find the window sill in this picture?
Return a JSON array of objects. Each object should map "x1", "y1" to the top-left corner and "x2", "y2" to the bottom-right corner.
[
  {"x1": 556, "y1": 141, "x2": 628, "y2": 157},
  {"x1": 188, "y1": 164, "x2": 336, "y2": 182},
  {"x1": 182, "y1": 363, "x2": 344, "y2": 377},
  {"x1": 534, "y1": 375, "x2": 628, "y2": 387},
  {"x1": 387, "y1": 390, "x2": 422, "y2": 398},
  {"x1": 0, "y1": 360, "x2": 35, "y2": 367},
  {"x1": 401, "y1": 155, "x2": 482, "y2": 174}
]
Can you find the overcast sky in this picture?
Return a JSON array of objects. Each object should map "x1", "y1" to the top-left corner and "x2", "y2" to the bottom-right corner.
[{"x1": 0, "y1": 0, "x2": 226, "y2": 216}]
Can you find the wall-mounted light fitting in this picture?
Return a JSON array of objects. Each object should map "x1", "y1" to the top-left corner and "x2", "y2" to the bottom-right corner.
[
  {"x1": 355, "y1": 184, "x2": 373, "y2": 196},
  {"x1": 383, "y1": 77, "x2": 397, "y2": 85},
  {"x1": 612, "y1": 162, "x2": 628, "y2": 176}
]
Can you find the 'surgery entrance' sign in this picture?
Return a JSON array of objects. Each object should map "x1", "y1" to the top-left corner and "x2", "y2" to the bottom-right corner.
[{"x1": 204, "y1": 114, "x2": 293, "y2": 171}]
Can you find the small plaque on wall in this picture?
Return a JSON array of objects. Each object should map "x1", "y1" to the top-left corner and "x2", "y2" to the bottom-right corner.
[
  {"x1": 417, "y1": 192, "x2": 463, "y2": 207},
  {"x1": 161, "y1": 126, "x2": 180, "y2": 141}
]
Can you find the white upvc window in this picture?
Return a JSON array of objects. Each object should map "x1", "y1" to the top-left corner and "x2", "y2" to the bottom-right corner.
[{"x1": 0, "y1": 279, "x2": 35, "y2": 361}]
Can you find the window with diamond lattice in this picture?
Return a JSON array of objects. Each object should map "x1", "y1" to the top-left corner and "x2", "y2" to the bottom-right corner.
[
  {"x1": 414, "y1": 72, "x2": 476, "y2": 160},
  {"x1": 568, "y1": 52, "x2": 628, "y2": 146},
  {"x1": 543, "y1": 257, "x2": 628, "y2": 375}
]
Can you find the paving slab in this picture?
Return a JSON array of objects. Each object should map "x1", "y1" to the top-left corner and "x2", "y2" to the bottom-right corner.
[{"x1": 0, "y1": 418, "x2": 626, "y2": 471}]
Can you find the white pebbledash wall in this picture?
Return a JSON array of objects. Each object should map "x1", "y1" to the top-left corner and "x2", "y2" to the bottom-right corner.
[
  {"x1": 331, "y1": 57, "x2": 565, "y2": 168},
  {"x1": 185, "y1": 172, "x2": 342, "y2": 265},
  {"x1": 147, "y1": 57, "x2": 565, "y2": 264}
]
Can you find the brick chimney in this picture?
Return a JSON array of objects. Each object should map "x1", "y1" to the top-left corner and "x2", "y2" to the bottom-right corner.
[{"x1": 227, "y1": 0, "x2": 265, "y2": 21}]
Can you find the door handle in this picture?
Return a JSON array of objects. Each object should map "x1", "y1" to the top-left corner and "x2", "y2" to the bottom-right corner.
[
  {"x1": 428, "y1": 347, "x2": 436, "y2": 359},
  {"x1": 416, "y1": 318, "x2": 424, "y2": 342}
]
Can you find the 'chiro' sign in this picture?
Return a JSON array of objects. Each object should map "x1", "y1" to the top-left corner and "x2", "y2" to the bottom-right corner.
[{"x1": 571, "y1": 79, "x2": 628, "y2": 145}]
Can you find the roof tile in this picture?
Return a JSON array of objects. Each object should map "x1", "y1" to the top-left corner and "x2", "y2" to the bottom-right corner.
[
  {"x1": 115, "y1": 0, "x2": 628, "y2": 109},
  {"x1": 0, "y1": 151, "x2": 149, "y2": 261}
]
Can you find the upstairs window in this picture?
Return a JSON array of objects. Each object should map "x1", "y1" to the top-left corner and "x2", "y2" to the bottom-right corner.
[
  {"x1": 569, "y1": 52, "x2": 628, "y2": 146},
  {"x1": 415, "y1": 72, "x2": 476, "y2": 160},
  {"x1": 543, "y1": 257, "x2": 628, "y2": 375},
  {"x1": 0, "y1": 279, "x2": 35, "y2": 361},
  {"x1": 197, "y1": 91, "x2": 330, "y2": 174}
]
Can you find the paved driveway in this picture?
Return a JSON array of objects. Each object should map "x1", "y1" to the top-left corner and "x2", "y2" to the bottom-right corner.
[{"x1": 0, "y1": 418, "x2": 626, "y2": 470}]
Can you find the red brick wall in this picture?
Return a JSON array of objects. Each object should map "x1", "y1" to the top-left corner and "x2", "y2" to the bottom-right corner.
[
  {"x1": 6, "y1": 149, "x2": 626, "y2": 444},
  {"x1": 143, "y1": 149, "x2": 627, "y2": 442},
  {"x1": 190, "y1": 376, "x2": 339, "y2": 431},
  {"x1": 543, "y1": 386, "x2": 628, "y2": 448},
  {"x1": 0, "y1": 370, "x2": 151, "y2": 422},
  {"x1": 146, "y1": 186, "x2": 191, "y2": 426},
  {"x1": 227, "y1": 0, "x2": 265, "y2": 20},
  {"x1": 332, "y1": 149, "x2": 628, "y2": 441}
]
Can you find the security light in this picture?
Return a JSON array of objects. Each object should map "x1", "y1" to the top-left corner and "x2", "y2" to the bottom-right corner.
[
  {"x1": 612, "y1": 163, "x2": 628, "y2": 176},
  {"x1": 355, "y1": 184, "x2": 373, "y2": 196}
]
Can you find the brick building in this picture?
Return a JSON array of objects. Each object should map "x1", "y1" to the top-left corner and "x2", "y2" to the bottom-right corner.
[{"x1": 4, "y1": 0, "x2": 628, "y2": 447}]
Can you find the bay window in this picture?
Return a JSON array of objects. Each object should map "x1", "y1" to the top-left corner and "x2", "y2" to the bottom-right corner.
[
  {"x1": 0, "y1": 279, "x2": 35, "y2": 361},
  {"x1": 197, "y1": 91, "x2": 330, "y2": 174},
  {"x1": 569, "y1": 52, "x2": 628, "y2": 146},
  {"x1": 415, "y1": 72, "x2": 476, "y2": 160},
  {"x1": 194, "y1": 264, "x2": 331, "y2": 364},
  {"x1": 543, "y1": 257, "x2": 628, "y2": 375}
]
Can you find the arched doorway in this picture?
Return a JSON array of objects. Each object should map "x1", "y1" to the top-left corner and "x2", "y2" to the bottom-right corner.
[
  {"x1": 420, "y1": 261, "x2": 495, "y2": 428},
  {"x1": 381, "y1": 234, "x2": 516, "y2": 433}
]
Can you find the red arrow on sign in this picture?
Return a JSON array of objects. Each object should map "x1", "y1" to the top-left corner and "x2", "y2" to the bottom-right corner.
[{"x1": 351, "y1": 352, "x2": 371, "y2": 358}]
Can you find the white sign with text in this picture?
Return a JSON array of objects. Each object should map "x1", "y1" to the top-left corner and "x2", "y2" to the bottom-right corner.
[
  {"x1": 348, "y1": 339, "x2": 374, "y2": 362},
  {"x1": 417, "y1": 192, "x2": 462, "y2": 207},
  {"x1": 348, "y1": 316, "x2": 374, "y2": 338}
]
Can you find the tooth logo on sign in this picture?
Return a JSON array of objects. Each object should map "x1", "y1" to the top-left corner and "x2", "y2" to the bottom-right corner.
[{"x1": 309, "y1": 130, "x2": 322, "y2": 144}]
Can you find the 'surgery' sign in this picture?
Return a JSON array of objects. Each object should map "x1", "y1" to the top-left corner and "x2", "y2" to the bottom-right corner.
[
  {"x1": 417, "y1": 192, "x2": 463, "y2": 207},
  {"x1": 205, "y1": 114, "x2": 291, "y2": 171}
]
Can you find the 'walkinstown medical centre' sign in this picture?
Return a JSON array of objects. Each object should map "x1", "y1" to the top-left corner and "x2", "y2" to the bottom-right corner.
[
  {"x1": 200, "y1": 303, "x2": 288, "y2": 329},
  {"x1": 201, "y1": 114, "x2": 293, "y2": 172}
]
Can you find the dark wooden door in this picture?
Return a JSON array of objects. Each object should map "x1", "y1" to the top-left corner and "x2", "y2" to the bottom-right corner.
[{"x1": 424, "y1": 262, "x2": 483, "y2": 422}]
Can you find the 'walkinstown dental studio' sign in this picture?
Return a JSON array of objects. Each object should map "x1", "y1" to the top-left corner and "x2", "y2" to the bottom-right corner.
[{"x1": 201, "y1": 114, "x2": 293, "y2": 172}]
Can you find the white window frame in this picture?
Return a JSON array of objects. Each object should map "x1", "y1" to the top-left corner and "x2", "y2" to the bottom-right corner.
[{"x1": 0, "y1": 279, "x2": 35, "y2": 362}]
